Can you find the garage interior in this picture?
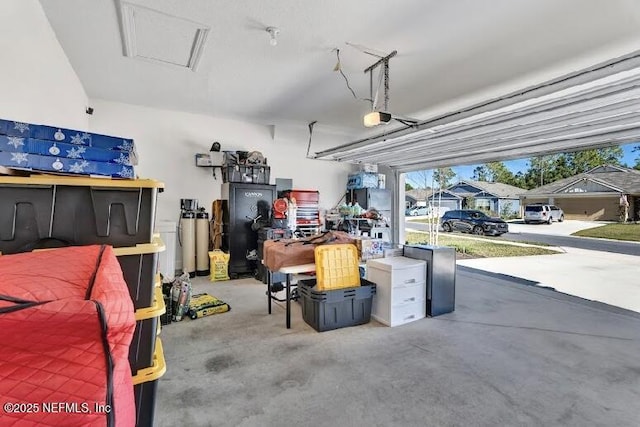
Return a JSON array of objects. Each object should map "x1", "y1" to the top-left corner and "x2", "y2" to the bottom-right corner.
[{"x1": 2, "y1": 1, "x2": 640, "y2": 426}]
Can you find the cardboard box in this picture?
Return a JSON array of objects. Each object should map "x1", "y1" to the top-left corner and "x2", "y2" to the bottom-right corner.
[
  {"x1": 347, "y1": 172, "x2": 379, "y2": 190},
  {"x1": 361, "y1": 163, "x2": 378, "y2": 173},
  {"x1": 355, "y1": 237, "x2": 387, "y2": 261}
]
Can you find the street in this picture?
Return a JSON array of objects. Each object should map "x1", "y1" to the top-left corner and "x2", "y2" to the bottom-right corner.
[
  {"x1": 502, "y1": 232, "x2": 640, "y2": 256},
  {"x1": 405, "y1": 219, "x2": 640, "y2": 256}
]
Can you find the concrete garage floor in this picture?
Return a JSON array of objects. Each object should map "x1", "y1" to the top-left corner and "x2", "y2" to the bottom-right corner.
[{"x1": 156, "y1": 269, "x2": 640, "y2": 427}]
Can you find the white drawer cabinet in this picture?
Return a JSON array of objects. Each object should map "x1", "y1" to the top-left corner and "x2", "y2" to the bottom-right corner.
[{"x1": 367, "y1": 257, "x2": 427, "y2": 327}]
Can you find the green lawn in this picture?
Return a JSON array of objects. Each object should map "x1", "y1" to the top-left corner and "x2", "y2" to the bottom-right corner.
[
  {"x1": 405, "y1": 232, "x2": 559, "y2": 258},
  {"x1": 572, "y1": 223, "x2": 640, "y2": 242}
]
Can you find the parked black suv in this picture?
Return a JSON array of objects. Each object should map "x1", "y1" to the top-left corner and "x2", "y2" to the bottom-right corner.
[{"x1": 440, "y1": 210, "x2": 509, "y2": 236}]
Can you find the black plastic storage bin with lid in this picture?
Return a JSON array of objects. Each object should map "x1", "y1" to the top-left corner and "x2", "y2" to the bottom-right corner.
[
  {"x1": 132, "y1": 338, "x2": 166, "y2": 427},
  {"x1": 297, "y1": 278, "x2": 376, "y2": 332},
  {"x1": 130, "y1": 287, "x2": 165, "y2": 375},
  {"x1": 113, "y1": 236, "x2": 164, "y2": 309},
  {"x1": 0, "y1": 176, "x2": 163, "y2": 255}
]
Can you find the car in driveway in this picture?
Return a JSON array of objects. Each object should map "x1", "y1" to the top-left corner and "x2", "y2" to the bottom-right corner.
[
  {"x1": 440, "y1": 209, "x2": 509, "y2": 236},
  {"x1": 407, "y1": 206, "x2": 430, "y2": 216},
  {"x1": 524, "y1": 204, "x2": 564, "y2": 224}
]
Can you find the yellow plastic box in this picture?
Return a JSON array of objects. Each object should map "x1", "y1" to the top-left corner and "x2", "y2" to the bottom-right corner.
[{"x1": 314, "y1": 244, "x2": 360, "y2": 291}]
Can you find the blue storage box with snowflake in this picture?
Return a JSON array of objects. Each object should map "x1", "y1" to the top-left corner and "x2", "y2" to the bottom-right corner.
[
  {"x1": 0, "y1": 119, "x2": 35, "y2": 137},
  {"x1": 0, "y1": 136, "x2": 137, "y2": 166},
  {"x1": 0, "y1": 151, "x2": 134, "y2": 178},
  {"x1": 0, "y1": 119, "x2": 135, "y2": 152}
]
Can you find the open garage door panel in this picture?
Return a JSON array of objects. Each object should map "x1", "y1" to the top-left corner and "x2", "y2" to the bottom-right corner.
[{"x1": 314, "y1": 51, "x2": 640, "y2": 172}]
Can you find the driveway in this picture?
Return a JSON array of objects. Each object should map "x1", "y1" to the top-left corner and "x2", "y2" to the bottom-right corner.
[
  {"x1": 406, "y1": 220, "x2": 640, "y2": 313},
  {"x1": 458, "y1": 220, "x2": 640, "y2": 312},
  {"x1": 505, "y1": 219, "x2": 612, "y2": 236},
  {"x1": 457, "y1": 248, "x2": 640, "y2": 313}
]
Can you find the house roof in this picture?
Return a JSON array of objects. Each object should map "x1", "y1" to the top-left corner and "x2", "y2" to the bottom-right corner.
[
  {"x1": 406, "y1": 188, "x2": 462, "y2": 201},
  {"x1": 451, "y1": 180, "x2": 527, "y2": 199},
  {"x1": 406, "y1": 189, "x2": 431, "y2": 201},
  {"x1": 525, "y1": 165, "x2": 640, "y2": 195}
]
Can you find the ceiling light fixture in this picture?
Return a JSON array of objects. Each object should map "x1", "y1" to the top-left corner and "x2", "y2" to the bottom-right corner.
[
  {"x1": 363, "y1": 111, "x2": 417, "y2": 128},
  {"x1": 266, "y1": 27, "x2": 280, "y2": 46},
  {"x1": 364, "y1": 111, "x2": 392, "y2": 127}
]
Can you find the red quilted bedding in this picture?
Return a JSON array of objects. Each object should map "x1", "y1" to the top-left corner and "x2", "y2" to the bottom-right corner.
[{"x1": 0, "y1": 245, "x2": 135, "y2": 427}]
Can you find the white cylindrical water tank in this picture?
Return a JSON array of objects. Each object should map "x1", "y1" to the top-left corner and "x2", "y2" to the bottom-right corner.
[
  {"x1": 155, "y1": 220, "x2": 177, "y2": 280},
  {"x1": 196, "y1": 210, "x2": 210, "y2": 276},
  {"x1": 180, "y1": 212, "x2": 196, "y2": 277}
]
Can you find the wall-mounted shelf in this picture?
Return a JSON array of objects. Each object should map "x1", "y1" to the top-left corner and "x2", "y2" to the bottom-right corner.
[
  {"x1": 195, "y1": 152, "x2": 224, "y2": 178},
  {"x1": 196, "y1": 164, "x2": 223, "y2": 178}
]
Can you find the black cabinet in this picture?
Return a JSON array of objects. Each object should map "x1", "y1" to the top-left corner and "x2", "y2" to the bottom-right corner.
[
  {"x1": 221, "y1": 183, "x2": 276, "y2": 277},
  {"x1": 403, "y1": 245, "x2": 456, "y2": 317}
]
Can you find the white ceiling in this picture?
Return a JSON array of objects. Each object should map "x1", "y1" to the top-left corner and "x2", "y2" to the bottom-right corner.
[{"x1": 38, "y1": 0, "x2": 640, "y2": 136}]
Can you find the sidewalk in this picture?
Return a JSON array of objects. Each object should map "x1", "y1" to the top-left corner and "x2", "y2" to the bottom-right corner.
[{"x1": 506, "y1": 219, "x2": 613, "y2": 236}]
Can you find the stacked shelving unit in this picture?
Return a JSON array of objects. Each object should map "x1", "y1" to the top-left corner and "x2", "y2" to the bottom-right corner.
[{"x1": 0, "y1": 175, "x2": 165, "y2": 427}]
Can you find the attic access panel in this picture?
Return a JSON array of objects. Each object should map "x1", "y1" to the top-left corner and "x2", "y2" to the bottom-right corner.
[
  {"x1": 118, "y1": 1, "x2": 209, "y2": 71},
  {"x1": 314, "y1": 51, "x2": 640, "y2": 172}
]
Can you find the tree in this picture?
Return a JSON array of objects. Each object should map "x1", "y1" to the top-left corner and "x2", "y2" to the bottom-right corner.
[
  {"x1": 405, "y1": 182, "x2": 414, "y2": 191},
  {"x1": 567, "y1": 147, "x2": 623, "y2": 173},
  {"x1": 486, "y1": 162, "x2": 517, "y2": 185},
  {"x1": 523, "y1": 156, "x2": 553, "y2": 189},
  {"x1": 472, "y1": 165, "x2": 489, "y2": 181},
  {"x1": 463, "y1": 196, "x2": 476, "y2": 209},
  {"x1": 520, "y1": 147, "x2": 624, "y2": 189},
  {"x1": 433, "y1": 167, "x2": 456, "y2": 188},
  {"x1": 512, "y1": 171, "x2": 526, "y2": 189},
  {"x1": 633, "y1": 146, "x2": 640, "y2": 171},
  {"x1": 500, "y1": 201, "x2": 515, "y2": 219}
]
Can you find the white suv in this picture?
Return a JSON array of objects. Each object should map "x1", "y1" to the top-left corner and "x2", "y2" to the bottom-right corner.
[{"x1": 524, "y1": 204, "x2": 564, "y2": 224}]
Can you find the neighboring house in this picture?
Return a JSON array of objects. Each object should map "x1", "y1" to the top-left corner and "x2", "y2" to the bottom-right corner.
[
  {"x1": 406, "y1": 188, "x2": 462, "y2": 210},
  {"x1": 447, "y1": 180, "x2": 525, "y2": 216},
  {"x1": 405, "y1": 188, "x2": 431, "y2": 208},
  {"x1": 522, "y1": 165, "x2": 640, "y2": 221}
]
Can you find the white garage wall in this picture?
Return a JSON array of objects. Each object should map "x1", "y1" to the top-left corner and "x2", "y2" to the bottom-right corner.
[
  {"x1": 0, "y1": 0, "x2": 88, "y2": 129},
  {"x1": 2, "y1": 0, "x2": 358, "y2": 272},
  {"x1": 88, "y1": 99, "x2": 356, "y2": 223}
]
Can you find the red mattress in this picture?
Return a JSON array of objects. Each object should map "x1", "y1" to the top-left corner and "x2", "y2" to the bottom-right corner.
[{"x1": 0, "y1": 245, "x2": 135, "y2": 427}]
